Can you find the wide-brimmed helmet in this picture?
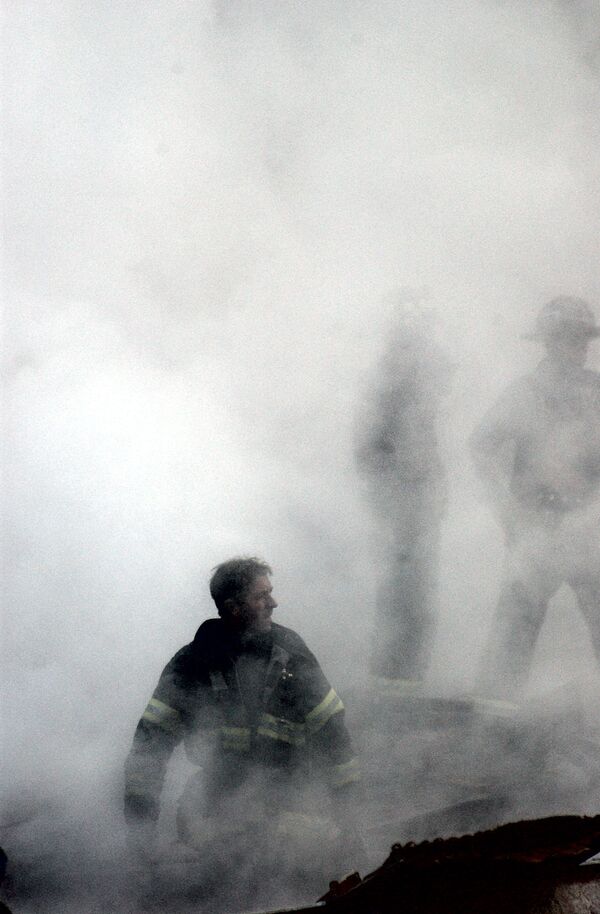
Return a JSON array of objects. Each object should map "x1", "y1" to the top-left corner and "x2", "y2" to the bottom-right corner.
[{"x1": 524, "y1": 296, "x2": 600, "y2": 340}]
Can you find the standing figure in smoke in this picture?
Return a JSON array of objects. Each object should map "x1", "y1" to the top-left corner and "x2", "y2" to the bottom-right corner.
[
  {"x1": 355, "y1": 294, "x2": 453, "y2": 690},
  {"x1": 471, "y1": 297, "x2": 600, "y2": 701},
  {"x1": 124, "y1": 557, "x2": 361, "y2": 907}
]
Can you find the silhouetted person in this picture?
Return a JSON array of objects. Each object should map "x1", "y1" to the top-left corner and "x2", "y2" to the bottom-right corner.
[
  {"x1": 356, "y1": 297, "x2": 453, "y2": 690},
  {"x1": 470, "y1": 297, "x2": 600, "y2": 701},
  {"x1": 124, "y1": 557, "x2": 361, "y2": 907}
]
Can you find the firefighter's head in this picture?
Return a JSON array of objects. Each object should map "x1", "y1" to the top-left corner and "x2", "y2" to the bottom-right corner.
[
  {"x1": 210, "y1": 556, "x2": 277, "y2": 632},
  {"x1": 525, "y1": 296, "x2": 599, "y2": 368}
]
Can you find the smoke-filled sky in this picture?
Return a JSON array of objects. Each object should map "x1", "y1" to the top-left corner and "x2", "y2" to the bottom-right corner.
[{"x1": 3, "y1": 0, "x2": 600, "y2": 900}]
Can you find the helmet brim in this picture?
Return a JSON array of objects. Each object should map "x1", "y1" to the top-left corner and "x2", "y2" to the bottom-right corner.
[{"x1": 521, "y1": 326, "x2": 600, "y2": 341}]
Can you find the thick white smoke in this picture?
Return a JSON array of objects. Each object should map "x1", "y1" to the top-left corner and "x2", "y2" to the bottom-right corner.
[{"x1": 3, "y1": 0, "x2": 600, "y2": 909}]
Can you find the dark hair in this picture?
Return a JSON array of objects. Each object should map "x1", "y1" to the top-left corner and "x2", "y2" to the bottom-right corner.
[{"x1": 209, "y1": 557, "x2": 273, "y2": 616}]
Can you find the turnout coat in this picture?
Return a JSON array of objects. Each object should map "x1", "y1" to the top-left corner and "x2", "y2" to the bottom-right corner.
[{"x1": 124, "y1": 620, "x2": 359, "y2": 826}]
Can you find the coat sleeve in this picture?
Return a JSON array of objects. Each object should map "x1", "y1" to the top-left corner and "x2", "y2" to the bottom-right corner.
[
  {"x1": 124, "y1": 646, "x2": 196, "y2": 824},
  {"x1": 293, "y1": 642, "x2": 360, "y2": 794}
]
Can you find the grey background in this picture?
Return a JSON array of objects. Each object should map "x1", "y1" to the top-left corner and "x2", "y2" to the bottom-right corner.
[{"x1": 2, "y1": 0, "x2": 600, "y2": 894}]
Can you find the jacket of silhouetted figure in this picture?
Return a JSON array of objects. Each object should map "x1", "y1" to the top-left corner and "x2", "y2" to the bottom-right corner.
[
  {"x1": 356, "y1": 306, "x2": 453, "y2": 686},
  {"x1": 470, "y1": 297, "x2": 600, "y2": 701}
]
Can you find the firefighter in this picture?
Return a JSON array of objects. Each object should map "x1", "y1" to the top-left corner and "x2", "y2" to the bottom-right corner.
[
  {"x1": 355, "y1": 296, "x2": 453, "y2": 690},
  {"x1": 470, "y1": 296, "x2": 600, "y2": 701},
  {"x1": 124, "y1": 557, "x2": 361, "y2": 902}
]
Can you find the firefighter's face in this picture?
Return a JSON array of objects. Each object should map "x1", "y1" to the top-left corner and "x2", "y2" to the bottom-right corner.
[
  {"x1": 544, "y1": 332, "x2": 591, "y2": 368},
  {"x1": 233, "y1": 574, "x2": 277, "y2": 631}
]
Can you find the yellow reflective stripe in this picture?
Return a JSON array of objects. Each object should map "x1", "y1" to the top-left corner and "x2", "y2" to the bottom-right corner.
[
  {"x1": 257, "y1": 713, "x2": 306, "y2": 746},
  {"x1": 148, "y1": 697, "x2": 178, "y2": 715},
  {"x1": 329, "y1": 757, "x2": 361, "y2": 788},
  {"x1": 219, "y1": 726, "x2": 251, "y2": 752},
  {"x1": 305, "y1": 688, "x2": 344, "y2": 734},
  {"x1": 141, "y1": 696, "x2": 181, "y2": 733}
]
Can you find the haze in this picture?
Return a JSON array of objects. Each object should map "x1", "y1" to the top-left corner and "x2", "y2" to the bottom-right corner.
[{"x1": 2, "y1": 1, "x2": 600, "y2": 910}]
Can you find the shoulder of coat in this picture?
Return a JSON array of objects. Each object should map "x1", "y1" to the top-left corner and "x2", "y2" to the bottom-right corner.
[{"x1": 271, "y1": 623, "x2": 312, "y2": 657}]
